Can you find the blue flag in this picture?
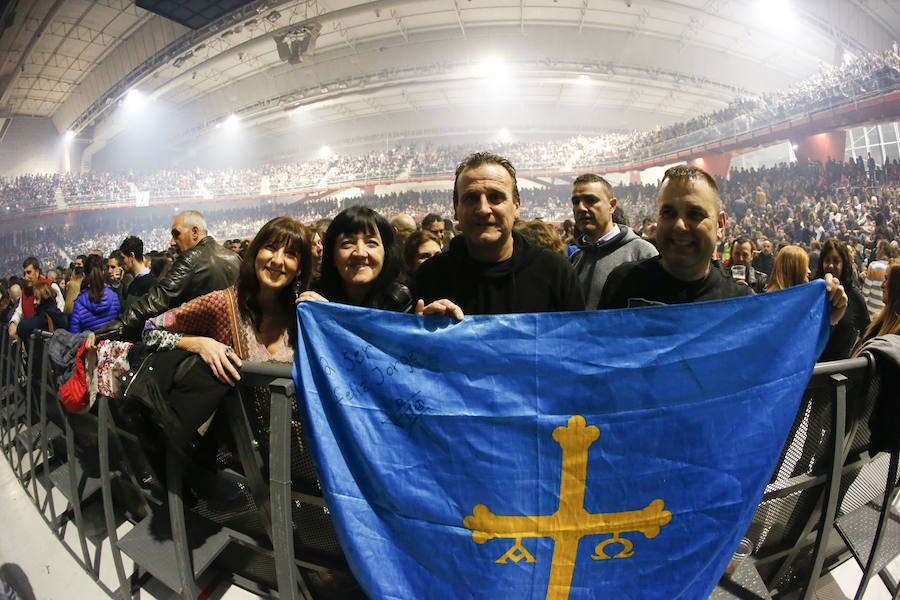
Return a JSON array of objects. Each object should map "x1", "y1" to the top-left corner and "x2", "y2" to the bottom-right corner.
[{"x1": 293, "y1": 281, "x2": 831, "y2": 600}]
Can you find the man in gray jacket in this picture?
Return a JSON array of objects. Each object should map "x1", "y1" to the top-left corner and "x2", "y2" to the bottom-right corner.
[{"x1": 569, "y1": 174, "x2": 658, "y2": 309}]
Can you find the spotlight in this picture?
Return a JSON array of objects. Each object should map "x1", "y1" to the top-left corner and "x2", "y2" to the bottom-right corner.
[
  {"x1": 266, "y1": 10, "x2": 281, "y2": 23},
  {"x1": 64, "y1": 130, "x2": 75, "y2": 143}
]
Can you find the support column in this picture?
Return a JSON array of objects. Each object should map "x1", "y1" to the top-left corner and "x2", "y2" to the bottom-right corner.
[
  {"x1": 791, "y1": 130, "x2": 845, "y2": 165},
  {"x1": 690, "y1": 153, "x2": 732, "y2": 178}
]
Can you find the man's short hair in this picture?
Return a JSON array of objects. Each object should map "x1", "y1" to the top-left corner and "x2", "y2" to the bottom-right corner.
[
  {"x1": 22, "y1": 257, "x2": 39, "y2": 272},
  {"x1": 108, "y1": 249, "x2": 124, "y2": 265},
  {"x1": 178, "y1": 210, "x2": 208, "y2": 235},
  {"x1": 421, "y1": 213, "x2": 443, "y2": 230},
  {"x1": 660, "y1": 164, "x2": 720, "y2": 210},
  {"x1": 573, "y1": 173, "x2": 614, "y2": 200},
  {"x1": 119, "y1": 236, "x2": 144, "y2": 261},
  {"x1": 452, "y1": 152, "x2": 520, "y2": 207},
  {"x1": 732, "y1": 236, "x2": 751, "y2": 250},
  {"x1": 76, "y1": 254, "x2": 87, "y2": 263},
  {"x1": 390, "y1": 214, "x2": 417, "y2": 235}
]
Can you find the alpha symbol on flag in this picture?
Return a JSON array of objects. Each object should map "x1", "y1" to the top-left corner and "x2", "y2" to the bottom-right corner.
[{"x1": 464, "y1": 415, "x2": 672, "y2": 600}]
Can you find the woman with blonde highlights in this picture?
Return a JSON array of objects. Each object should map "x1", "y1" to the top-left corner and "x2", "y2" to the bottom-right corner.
[{"x1": 766, "y1": 245, "x2": 809, "y2": 292}]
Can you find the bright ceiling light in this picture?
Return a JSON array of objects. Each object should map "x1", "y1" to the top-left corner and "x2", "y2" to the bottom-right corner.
[
  {"x1": 123, "y1": 88, "x2": 147, "y2": 110},
  {"x1": 498, "y1": 128, "x2": 511, "y2": 142},
  {"x1": 319, "y1": 145, "x2": 331, "y2": 159},
  {"x1": 63, "y1": 130, "x2": 75, "y2": 144},
  {"x1": 474, "y1": 57, "x2": 505, "y2": 79},
  {"x1": 577, "y1": 74, "x2": 592, "y2": 86},
  {"x1": 224, "y1": 114, "x2": 240, "y2": 130},
  {"x1": 756, "y1": 0, "x2": 793, "y2": 29}
]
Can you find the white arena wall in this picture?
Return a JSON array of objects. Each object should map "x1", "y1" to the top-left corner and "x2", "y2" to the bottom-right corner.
[{"x1": 0, "y1": 117, "x2": 68, "y2": 177}]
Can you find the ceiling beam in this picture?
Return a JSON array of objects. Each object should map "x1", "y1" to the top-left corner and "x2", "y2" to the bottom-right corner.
[{"x1": 0, "y1": 0, "x2": 66, "y2": 110}]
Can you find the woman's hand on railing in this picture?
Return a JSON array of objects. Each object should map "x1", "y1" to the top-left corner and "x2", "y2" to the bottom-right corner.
[{"x1": 178, "y1": 336, "x2": 242, "y2": 386}]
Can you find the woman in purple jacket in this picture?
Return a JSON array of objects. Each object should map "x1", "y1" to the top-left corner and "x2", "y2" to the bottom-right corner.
[{"x1": 70, "y1": 254, "x2": 120, "y2": 333}]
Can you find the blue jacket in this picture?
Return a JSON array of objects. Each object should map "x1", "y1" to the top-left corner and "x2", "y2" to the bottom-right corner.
[{"x1": 70, "y1": 287, "x2": 120, "y2": 333}]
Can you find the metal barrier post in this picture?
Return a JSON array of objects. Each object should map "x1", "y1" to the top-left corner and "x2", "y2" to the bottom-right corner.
[
  {"x1": 0, "y1": 332, "x2": 9, "y2": 456},
  {"x1": 98, "y1": 394, "x2": 132, "y2": 600},
  {"x1": 38, "y1": 334, "x2": 59, "y2": 526},
  {"x1": 25, "y1": 333, "x2": 42, "y2": 501},
  {"x1": 800, "y1": 373, "x2": 848, "y2": 600},
  {"x1": 11, "y1": 338, "x2": 31, "y2": 480},
  {"x1": 853, "y1": 448, "x2": 899, "y2": 600},
  {"x1": 64, "y1": 406, "x2": 94, "y2": 572},
  {"x1": 166, "y1": 448, "x2": 200, "y2": 599},
  {"x1": 269, "y1": 377, "x2": 304, "y2": 600}
]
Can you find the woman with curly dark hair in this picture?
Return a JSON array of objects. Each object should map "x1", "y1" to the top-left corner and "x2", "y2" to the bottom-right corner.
[
  {"x1": 815, "y1": 237, "x2": 869, "y2": 360},
  {"x1": 300, "y1": 206, "x2": 412, "y2": 312}
]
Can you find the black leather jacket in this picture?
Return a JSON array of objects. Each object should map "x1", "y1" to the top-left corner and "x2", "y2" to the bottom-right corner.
[{"x1": 94, "y1": 236, "x2": 241, "y2": 342}]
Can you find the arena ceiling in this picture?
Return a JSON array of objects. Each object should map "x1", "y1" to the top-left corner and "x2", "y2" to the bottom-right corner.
[{"x1": 1, "y1": 0, "x2": 899, "y2": 162}]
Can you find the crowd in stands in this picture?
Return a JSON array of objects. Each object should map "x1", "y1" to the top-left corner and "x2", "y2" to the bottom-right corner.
[
  {"x1": 622, "y1": 44, "x2": 900, "y2": 157},
  {"x1": 1, "y1": 44, "x2": 896, "y2": 216},
  {"x1": 2, "y1": 156, "x2": 899, "y2": 279}
]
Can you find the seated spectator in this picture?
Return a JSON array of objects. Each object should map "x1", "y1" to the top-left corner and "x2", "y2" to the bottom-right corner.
[
  {"x1": 765, "y1": 245, "x2": 810, "y2": 292},
  {"x1": 752, "y1": 239, "x2": 775, "y2": 276},
  {"x1": 64, "y1": 255, "x2": 86, "y2": 314},
  {"x1": 816, "y1": 238, "x2": 870, "y2": 361},
  {"x1": 17, "y1": 281, "x2": 67, "y2": 338},
  {"x1": 863, "y1": 239, "x2": 892, "y2": 317},
  {"x1": 142, "y1": 216, "x2": 313, "y2": 384},
  {"x1": 390, "y1": 213, "x2": 417, "y2": 248},
  {"x1": 0, "y1": 281, "x2": 12, "y2": 326},
  {"x1": 514, "y1": 219, "x2": 566, "y2": 255},
  {"x1": 70, "y1": 254, "x2": 120, "y2": 333},
  {"x1": 310, "y1": 228, "x2": 323, "y2": 278},
  {"x1": 8, "y1": 257, "x2": 65, "y2": 340},
  {"x1": 729, "y1": 237, "x2": 767, "y2": 294},
  {"x1": 119, "y1": 236, "x2": 157, "y2": 313},
  {"x1": 300, "y1": 206, "x2": 412, "y2": 312},
  {"x1": 856, "y1": 259, "x2": 900, "y2": 350},
  {"x1": 403, "y1": 230, "x2": 442, "y2": 277}
]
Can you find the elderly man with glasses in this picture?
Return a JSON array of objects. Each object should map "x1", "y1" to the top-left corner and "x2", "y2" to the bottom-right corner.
[{"x1": 88, "y1": 210, "x2": 241, "y2": 346}]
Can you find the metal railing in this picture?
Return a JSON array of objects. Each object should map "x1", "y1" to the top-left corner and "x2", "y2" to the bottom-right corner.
[{"x1": 0, "y1": 329, "x2": 897, "y2": 599}]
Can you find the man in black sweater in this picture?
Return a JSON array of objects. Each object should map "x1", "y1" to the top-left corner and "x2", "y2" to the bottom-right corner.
[
  {"x1": 601, "y1": 165, "x2": 847, "y2": 322},
  {"x1": 119, "y1": 235, "x2": 157, "y2": 313},
  {"x1": 414, "y1": 152, "x2": 584, "y2": 318}
]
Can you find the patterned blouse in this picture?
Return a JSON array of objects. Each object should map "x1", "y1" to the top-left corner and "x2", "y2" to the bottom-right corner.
[{"x1": 142, "y1": 286, "x2": 294, "y2": 363}]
